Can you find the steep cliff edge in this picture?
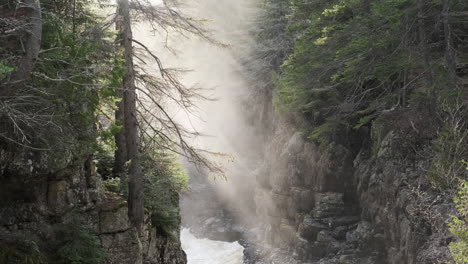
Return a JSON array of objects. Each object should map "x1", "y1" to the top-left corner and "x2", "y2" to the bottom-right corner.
[
  {"x1": 0, "y1": 154, "x2": 186, "y2": 264},
  {"x1": 244, "y1": 0, "x2": 468, "y2": 262},
  {"x1": 253, "y1": 105, "x2": 456, "y2": 264}
]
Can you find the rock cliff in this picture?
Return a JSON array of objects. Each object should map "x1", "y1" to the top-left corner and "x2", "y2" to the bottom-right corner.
[
  {"x1": 0, "y1": 155, "x2": 186, "y2": 264},
  {"x1": 253, "y1": 106, "x2": 455, "y2": 264}
]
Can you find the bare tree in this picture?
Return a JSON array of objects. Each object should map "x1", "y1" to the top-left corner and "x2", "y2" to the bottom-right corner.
[{"x1": 113, "y1": 0, "x2": 224, "y2": 231}]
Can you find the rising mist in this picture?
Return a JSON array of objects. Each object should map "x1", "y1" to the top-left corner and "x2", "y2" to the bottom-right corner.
[{"x1": 134, "y1": 0, "x2": 265, "y2": 227}]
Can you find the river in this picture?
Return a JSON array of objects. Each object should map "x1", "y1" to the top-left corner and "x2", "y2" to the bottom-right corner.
[{"x1": 181, "y1": 228, "x2": 245, "y2": 264}]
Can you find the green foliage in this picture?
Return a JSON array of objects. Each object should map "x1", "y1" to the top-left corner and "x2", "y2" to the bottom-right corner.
[
  {"x1": 308, "y1": 119, "x2": 342, "y2": 148},
  {"x1": 352, "y1": 107, "x2": 378, "y2": 130},
  {"x1": 96, "y1": 54, "x2": 126, "y2": 151},
  {"x1": 54, "y1": 217, "x2": 107, "y2": 264},
  {"x1": 0, "y1": 62, "x2": 13, "y2": 79},
  {"x1": 0, "y1": 241, "x2": 45, "y2": 264},
  {"x1": 449, "y1": 179, "x2": 468, "y2": 264},
  {"x1": 98, "y1": 123, "x2": 122, "y2": 151},
  {"x1": 272, "y1": 0, "x2": 468, "y2": 146},
  {"x1": 0, "y1": 0, "x2": 119, "y2": 170},
  {"x1": 34, "y1": 2, "x2": 116, "y2": 158},
  {"x1": 103, "y1": 177, "x2": 122, "y2": 194},
  {"x1": 428, "y1": 97, "x2": 468, "y2": 190},
  {"x1": 94, "y1": 141, "x2": 116, "y2": 179},
  {"x1": 142, "y1": 146, "x2": 188, "y2": 237},
  {"x1": 428, "y1": 128, "x2": 466, "y2": 190},
  {"x1": 246, "y1": 0, "x2": 292, "y2": 96},
  {"x1": 98, "y1": 135, "x2": 188, "y2": 237}
]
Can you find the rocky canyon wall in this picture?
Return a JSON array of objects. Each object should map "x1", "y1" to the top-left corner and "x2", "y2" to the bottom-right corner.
[
  {"x1": 252, "y1": 104, "x2": 455, "y2": 264},
  {"x1": 0, "y1": 154, "x2": 186, "y2": 264}
]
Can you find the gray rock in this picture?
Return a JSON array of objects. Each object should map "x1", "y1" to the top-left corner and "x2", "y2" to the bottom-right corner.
[
  {"x1": 313, "y1": 192, "x2": 345, "y2": 218},
  {"x1": 101, "y1": 227, "x2": 143, "y2": 264},
  {"x1": 299, "y1": 215, "x2": 327, "y2": 241},
  {"x1": 99, "y1": 205, "x2": 130, "y2": 234},
  {"x1": 47, "y1": 180, "x2": 72, "y2": 215},
  {"x1": 345, "y1": 221, "x2": 374, "y2": 243}
]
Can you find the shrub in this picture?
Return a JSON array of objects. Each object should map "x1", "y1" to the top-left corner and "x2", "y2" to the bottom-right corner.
[
  {"x1": 449, "y1": 179, "x2": 468, "y2": 264},
  {"x1": 428, "y1": 99, "x2": 468, "y2": 190},
  {"x1": 0, "y1": 62, "x2": 14, "y2": 79},
  {"x1": 308, "y1": 120, "x2": 340, "y2": 148},
  {"x1": 0, "y1": 241, "x2": 45, "y2": 264},
  {"x1": 99, "y1": 139, "x2": 188, "y2": 237},
  {"x1": 103, "y1": 177, "x2": 122, "y2": 194},
  {"x1": 54, "y1": 217, "x2": 107, "y2": 264},
  {"x1": 142, "y1": 148, "x2": 188, "y2": 237}
]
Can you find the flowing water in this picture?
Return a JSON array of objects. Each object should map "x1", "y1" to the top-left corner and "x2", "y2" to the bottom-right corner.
[
  {"x1": 181, "y1": 229, "x2": 245, "y2": 264},
  {"x1": 173, "y1": 0, "x2": 264, "y2": 262}
]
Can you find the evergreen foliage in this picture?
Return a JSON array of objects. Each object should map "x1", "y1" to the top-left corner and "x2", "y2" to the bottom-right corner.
[
  {"x1": 428, "y1": 123, "x2": 468, "y2": 190},
  {"x1": 54, "y1": 217, "x2": 107, "y2": 264},
  {"x1": 251, "y1": 0, "x2": 292, "y2": 90},
  {"x1": 142, "y1": 145, "x2": 188, "y2": 237},
  {"x1": 100, "y1": 138, "x2": 188, "y2": 236},
  {"x1": 449, "y1": 178, "x2": 468, "y2": 264},
  {"x1": 0, "y1": 241, "x2": 45, "y2": 264},
  {"x1": 1, "y1": 0, "x2": 193, "y2": 258},
  {"x1": 259, "y1": 1, "x2": 468, "y2": 261},
  {"x1": 274, "y1": 0, "x2": 468, "y2": 145},
  {"x1": 0, "y1": 0, "x2": 117, "y2": 169},
  {"x1": 0, "y1": 63, "x2": 14, "y2": 79}
]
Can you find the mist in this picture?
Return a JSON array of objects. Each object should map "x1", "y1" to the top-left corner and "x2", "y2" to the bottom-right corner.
[
  {"x1": 137, "y1": 2, "x2": 260, "y2": 206},
  {"x1": 133, "y1": 0, "x2": 267, "y2": 262},
  {"x1": 169, "y1": 0, "x2": 262, "y2": 230}
]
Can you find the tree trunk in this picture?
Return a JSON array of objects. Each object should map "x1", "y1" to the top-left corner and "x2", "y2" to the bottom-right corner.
[
  {"x1": 0, "y1": 0, "x2": 42, "y2": 98},
  {"x1": 117, "y1": 0, "x2": 145, "y2": 231},
  {"x1": 442, "y1": 0, "x2": 457, "y2": 90},
  {"x1": 113, "y1": 89, "x2": 128, "y2": 177},
  {"x1": 114, "y1": 5, "x2": 128, "y2": 178},
  {"x1": 417, "y1": 0, "x2": 432, "y2": 84}
]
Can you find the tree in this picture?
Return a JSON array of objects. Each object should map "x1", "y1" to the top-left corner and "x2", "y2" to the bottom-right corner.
[
  {"x1": 0, "y1": 0, "x2": 116, "y2": 163},
  {"x1": 0, "y1": 0, "x2": 42, "y2": 98},
  {"x1": 442, "y1": 0, "x2": 457, "y2": 91},
  {"x1": 112, "y1": 0, "x2": 223, "y2": 231},
  {"x1": 116, "y1": 0, "x2": 145, "y2": 230},
  {"x1": 272, "y1": 0, "x2": 468, "y2": 146}
]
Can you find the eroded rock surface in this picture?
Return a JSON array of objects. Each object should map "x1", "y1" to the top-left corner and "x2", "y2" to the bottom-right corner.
[
  {"x1": 253, "y1": 108, "x2": 455, "y2": 264},
  {"x1": 0, "y1": 157, "x2": 186, "y2": 264}
]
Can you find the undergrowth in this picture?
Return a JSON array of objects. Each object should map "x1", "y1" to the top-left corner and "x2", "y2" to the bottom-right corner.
[{"x1": 54, "y1": 216, "x2": 107, "y2": 264}]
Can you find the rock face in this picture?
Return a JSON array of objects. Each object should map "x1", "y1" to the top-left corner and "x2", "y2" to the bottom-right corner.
[
  {"x1": 0, "y1": 157, "x2": 187, "y2": 264},
  {"x1": 254, "y1": 107, "x2": 455, "y2": 264}
]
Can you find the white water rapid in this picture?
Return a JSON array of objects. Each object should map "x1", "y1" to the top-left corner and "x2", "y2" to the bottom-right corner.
[{"x1": 181, "y1": 229, "x2": 245, "y2": 264}]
